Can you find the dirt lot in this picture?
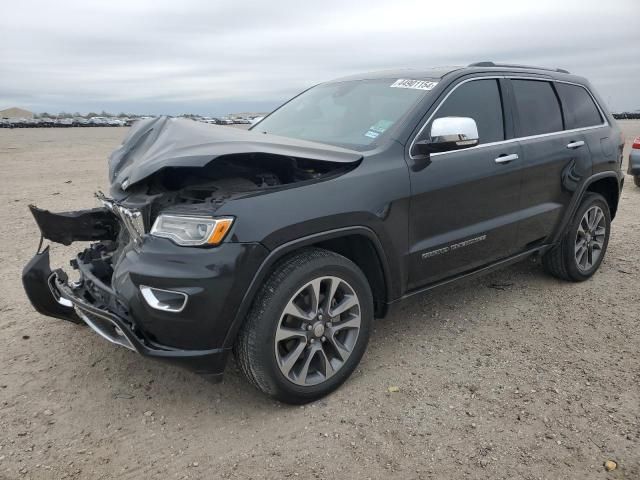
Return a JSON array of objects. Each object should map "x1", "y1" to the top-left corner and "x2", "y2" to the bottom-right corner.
[{"x1": 0, "y1": 122, "x2": 638, "y2": 480}]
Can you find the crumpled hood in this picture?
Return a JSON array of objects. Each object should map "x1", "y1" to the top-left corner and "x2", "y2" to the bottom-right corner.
[{"x1": 109, "y1": 116, "x2": 363, "y2": 189}]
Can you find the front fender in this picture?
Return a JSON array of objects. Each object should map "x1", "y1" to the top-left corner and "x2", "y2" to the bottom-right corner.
[{"x1": 221, "y1": 225, "x2": 396, "y2": 349}]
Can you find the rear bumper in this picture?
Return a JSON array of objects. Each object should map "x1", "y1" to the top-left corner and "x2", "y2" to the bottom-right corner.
[{"x1": 22, "y1": 248, "x2": 232, "y2": 380}]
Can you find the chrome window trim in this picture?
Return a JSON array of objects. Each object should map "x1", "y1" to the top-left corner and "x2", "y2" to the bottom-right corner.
[
  {"x1": 409, "y1": 75, "x2": 609, "y2": 160},
  {"x1": 429, "y1": 124, "x2": 607, "y2": 158}
]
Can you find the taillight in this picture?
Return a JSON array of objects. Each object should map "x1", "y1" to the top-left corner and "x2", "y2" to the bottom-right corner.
[{"x1": 633, "y1": 136, "x2": 640, "y2": 149}]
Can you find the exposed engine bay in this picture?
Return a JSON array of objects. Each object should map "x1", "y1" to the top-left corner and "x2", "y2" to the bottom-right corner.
[{"x1": 128, "y1": 152, "x2": 352, "y2": 221}]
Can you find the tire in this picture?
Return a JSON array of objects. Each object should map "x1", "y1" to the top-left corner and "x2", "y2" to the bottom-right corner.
[
  {"x1": 634, "y1": 175, "x2": 640, "y2": 188},
  {"x1": 234, "y1": 248, "x2": 373, "y2": 404},
  {"x1": 542, "y1": 193, "x2": 611, "y2": 282}
]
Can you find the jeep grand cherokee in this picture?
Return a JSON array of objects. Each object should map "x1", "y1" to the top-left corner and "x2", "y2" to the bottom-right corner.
[{"x1": 22, "y1": 62, "x2": 624, "y2": 403}]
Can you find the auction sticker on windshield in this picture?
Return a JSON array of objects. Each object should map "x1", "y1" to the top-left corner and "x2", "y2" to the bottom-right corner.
[
  {"x1": 369, "y1": 119, "x2": 393, "y2": 133},
  {"x1": 390, "y1": 79, "x2": 438, "y2": 90}
]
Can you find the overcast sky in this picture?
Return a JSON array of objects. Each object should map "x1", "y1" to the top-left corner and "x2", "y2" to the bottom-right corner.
[{"x1": 1, "y1": 0, "x2": 638, "y2": 115}]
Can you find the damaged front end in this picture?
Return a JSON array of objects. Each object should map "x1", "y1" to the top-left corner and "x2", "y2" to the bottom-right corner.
[
  {"x1": 23, "y1": 199, "x2": 234, "y2": 376},
  {"x1": 22, "y1": 196, "x2": 260, "y2": 380},
  {"x1": 22, "y1": 116, "x2": 361, "y2": 379}
]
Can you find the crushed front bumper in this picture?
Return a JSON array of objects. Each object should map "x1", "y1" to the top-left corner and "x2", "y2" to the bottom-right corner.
[
  {"x1": 22, "y1": 204, "x2": 269, "y2": 381},
  {"x1": 22, "y1": 248, "x2": 230, "y2": 380}
]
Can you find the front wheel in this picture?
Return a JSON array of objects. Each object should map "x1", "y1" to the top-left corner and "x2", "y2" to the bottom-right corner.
[
  {"x1": 634, "y1": 175, "x2": 640, "y2": 188},
  {"x1": 543, "y1": 193, "x2": 611, "y2": 281},
  {"x1": 234, "y1": 248, "x2": 373, "y2": 404}
]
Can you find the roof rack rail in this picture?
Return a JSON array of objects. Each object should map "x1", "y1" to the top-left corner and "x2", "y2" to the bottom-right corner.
[{"x1": 468, "y1": 61, "x2": 570, "y2": 74}]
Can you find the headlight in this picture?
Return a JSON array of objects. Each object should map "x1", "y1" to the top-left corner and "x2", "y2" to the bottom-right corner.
[{"x1": 150, "y1": 214, "x2": 234, "y2": 246}]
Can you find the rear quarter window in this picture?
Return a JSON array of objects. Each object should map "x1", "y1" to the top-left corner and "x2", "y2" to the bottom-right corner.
[
  {"x1": 512, "y1": 80, "x2": 563, "y2": 137},
  {"x1": 556, "y1": 83, "x2": 603, "y2": 129}
]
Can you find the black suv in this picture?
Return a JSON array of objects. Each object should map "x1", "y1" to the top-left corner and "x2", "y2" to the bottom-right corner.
[{"x1": 23, "y1": 62, "x2": 624, "y2": 403}]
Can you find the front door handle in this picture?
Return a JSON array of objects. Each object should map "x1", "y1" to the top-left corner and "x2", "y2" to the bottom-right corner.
[
  {"x1": 495, "y1": 153, "x2": 519, "y2": 164},
  {"x1": 567, "y1": 140, "x2": 585, "y2": 149}
]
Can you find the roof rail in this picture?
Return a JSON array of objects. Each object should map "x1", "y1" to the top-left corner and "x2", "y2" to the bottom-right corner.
[{"x1": 468, "y1": 61, "x2": 570, "y2": 74}]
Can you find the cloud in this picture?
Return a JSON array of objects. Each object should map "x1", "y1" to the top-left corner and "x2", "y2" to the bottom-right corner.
[{"x1": 0, "y1": 0, "x2": 637, "y2": 114}]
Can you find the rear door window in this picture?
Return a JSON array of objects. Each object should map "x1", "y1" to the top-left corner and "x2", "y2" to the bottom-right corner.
[
  {"x1": 512, "y1": 80, "x2": 563, "y2": 136},
  {"x1": 556, "y1": 83, "x2": 603, "y2": 129},
  {"x1": 427, "y1": 79, "x2": 505, "y2": 145}
]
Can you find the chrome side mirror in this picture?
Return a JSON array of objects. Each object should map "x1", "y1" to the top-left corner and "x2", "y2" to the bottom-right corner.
[{"x1": 413, "y1": 116, "x2": 479, "y2": 155}]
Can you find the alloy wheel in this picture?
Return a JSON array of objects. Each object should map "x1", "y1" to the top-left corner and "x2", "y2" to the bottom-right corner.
[
  {"x1": 575, "y1": 205, "x2": 606, "y2": 272},
  {"x1": 274, "y1": 276, "x2": 361, "y2": 386}
]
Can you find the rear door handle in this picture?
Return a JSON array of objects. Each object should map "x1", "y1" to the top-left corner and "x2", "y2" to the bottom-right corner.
[
  {"x1": 567, "y1": 140, "x2": 585, "y2": 149},
  {"x1": 495, "y1": 153, "x2": 519, "y2": 164}
]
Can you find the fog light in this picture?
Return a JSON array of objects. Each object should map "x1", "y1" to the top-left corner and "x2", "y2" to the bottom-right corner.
[{"x1": 140, "y1": 285, "x2": 188, "y2": 313}]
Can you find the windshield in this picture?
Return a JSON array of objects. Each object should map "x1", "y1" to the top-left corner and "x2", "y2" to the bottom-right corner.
[{"x1": 253, "y1": 79, "x2": 433, "y2": 150}]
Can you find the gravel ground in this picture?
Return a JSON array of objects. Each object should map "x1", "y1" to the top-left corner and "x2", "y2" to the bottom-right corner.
[{"x1": 0, "y1": 122, "x2": 638, "y2": 480}]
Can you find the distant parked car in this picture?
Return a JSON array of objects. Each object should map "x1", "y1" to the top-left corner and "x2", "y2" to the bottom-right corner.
[
  {"x1": 88, "y1": 117, "x2": 107, "y2": 126},
  {"x1": 629, "y1": 136, "x2": 640, "y2": 187}
]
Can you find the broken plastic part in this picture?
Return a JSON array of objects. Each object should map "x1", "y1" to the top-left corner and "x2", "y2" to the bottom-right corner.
[{"x1": 28, "y1": 205, "x2": 119, "y2": 246}]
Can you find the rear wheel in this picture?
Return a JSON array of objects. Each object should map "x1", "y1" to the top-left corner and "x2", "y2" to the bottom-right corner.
[
  {"x1": 634, "y1": 175, "x2": 640, "y2": 188},
  {"x1": 543, "y1": 193, "x2": 611, "y2": 281},
  {"x1": 234, "y1": 248, "x2": 373, "y2": 404}
]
